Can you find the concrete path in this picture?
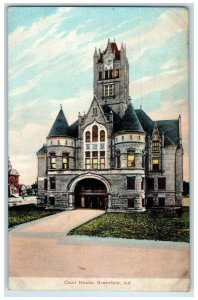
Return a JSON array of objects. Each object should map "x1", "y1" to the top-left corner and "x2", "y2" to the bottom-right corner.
[{"x1": 9, "y1": 209, "x2": 190, "y2": 292}]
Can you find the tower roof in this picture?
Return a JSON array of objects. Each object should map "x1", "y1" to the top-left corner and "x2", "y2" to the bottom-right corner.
[
  {"x1": 48, "y1": 107, "x2": 70, "y2": 137},
  {"x1": 120, "y1": 101, "x2": 144, "y2": 133}
]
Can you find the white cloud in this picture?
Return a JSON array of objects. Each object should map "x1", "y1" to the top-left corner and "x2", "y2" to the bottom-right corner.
[{"x1": 131, "y1": 63, "x2": 187, "y2": 98}]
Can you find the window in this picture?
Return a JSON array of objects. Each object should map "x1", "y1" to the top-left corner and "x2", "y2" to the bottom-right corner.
[
  {"x1": 50, "y1": 177, "x2": 56, "y2": 190},
  {"x1": 146, "y1": 177, "x2": 154, "y2": 190},
  {"x1": 100, "y1": 158, "x2": 105, "y2": 169},
  {"x1": 49, "y1": 196, "x2": 55, "y2": 206},
  {"x1": 158, "y1": 177, "x2": 166, "y2": 190},
  {"x1": 105, "y1": 70, "x2": 108, "y2": 79},
  {"x1": 103, "y1": 85, "x2": 115, "y2": 97},
  {"x1": 92, "y1": 158, "x2": 98, "y2": 169},
  {"x1": 57, "y1": 140, "x2": 60, "y2": 145},
  {"x1": 152, "y1": 158, "x2": 159, "y2": 171},
  {"x1": 122, "y1": 136, "x2": 124, "y2": 141},
  {"x1": 85, "y1": 151, "x2": 90, "y2": 157},
  {"x1": 65, "y1": 140, "x2": 67, "y2": 145},
  {"x1": 85, "y1": 158, "x2": 91, "y2": 169},
  {"x1": 92, "y1": 151, "x2": 98, "y2": 157},
  {"x1": 100, "y1": 151, "x2": 105, "y2": 157},
  {"x1": 127, "y1": 177, "x2": 135, "y2": 190},
  {"x1": 85, "y1": 131, "x2": 91, "y2": 142},
  {"x1": 142, "y1": 198, "x2": 145, "y2": 207},
  {"x1": 141, "y1": 178, "x2": 145, "y2": 190},
  {"x1": 92, "y1": 125, "x2": 98, "y2": 142},
  {"x1": 130, "y1": 135, "x2": 132, "y2": 140},
  {"x1": 44, "y1": 179, "x2": 48, "y2": 190},
  {"x1": 147, "y1": 197, "x2": 153, "y2": 207},
  {"x1": 153, "y1": 141, "x2": 160, "y2": 152},
  {"x1": 159, "y1": 197, "x2": 165, "y2": 206},
  {"x1": 62, "y1": 153, "x2": 69, "y2": 169},
  {"x1": 142, "y1": 156, "x2": 145, "y2": 168},
  {"x1": 117, "y1": 155, "x2": 121, "y2": 168},
  {"x1": 99, "y1": 71, "x2": 102, "y2": 80},
  {"x1": 93, "y1": 108, "x2": 97, "y2": 115},
  {"x1": 127, "y1": 151, "x2": 135, "y2": 167},
  {"x1": 100, "y1": 130, "x2": 105, "y2": 142},
  {"x1": 50, "y1": 153, "x2": 56, "y2": 169},
  {"x1": 128, "y1": 198, "x2": 134, "y2": 208}
]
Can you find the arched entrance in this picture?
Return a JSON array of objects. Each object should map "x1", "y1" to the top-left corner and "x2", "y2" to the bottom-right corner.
[{"x1": 74, "y1": 178, "x2": 108, "y2": 209}]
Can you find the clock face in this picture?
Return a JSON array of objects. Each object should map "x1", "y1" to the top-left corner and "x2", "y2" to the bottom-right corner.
[{"x1": 104, "y1": 54, "x2": 113, "y2": 69}]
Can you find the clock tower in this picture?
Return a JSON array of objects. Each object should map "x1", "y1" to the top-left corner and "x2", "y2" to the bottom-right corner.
[{"x1": 93, "y1": 38, "x2": 129, "y2": 117}]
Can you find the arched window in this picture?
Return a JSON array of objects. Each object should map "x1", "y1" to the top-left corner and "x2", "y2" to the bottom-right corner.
[
  {"x1": 92, "y1": 125, "x2": 98, "y2": 142},
  {"x1": 100, "y1": 130, "x2": 105, "y2": 141},
  {"x1": 85, "y1": 131, "x2": 91, "y2": 142}
]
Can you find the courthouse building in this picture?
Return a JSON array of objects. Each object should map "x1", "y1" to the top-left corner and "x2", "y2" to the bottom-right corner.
[{"x1": 37, "y1": 39, "x2": 183, "y2": 211}]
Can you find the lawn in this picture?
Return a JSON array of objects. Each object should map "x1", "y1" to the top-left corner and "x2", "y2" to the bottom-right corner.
[
  {"x1": 68, "y1": 208, "x2": 189, "y2": 243},
  {"x1": 9, "y1": 204, "x2": 62, "y2": 228}
]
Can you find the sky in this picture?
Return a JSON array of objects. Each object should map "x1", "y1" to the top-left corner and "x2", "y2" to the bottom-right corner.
[{"x1": 8, "y1": 6, "x2": 189, "y2": 184}]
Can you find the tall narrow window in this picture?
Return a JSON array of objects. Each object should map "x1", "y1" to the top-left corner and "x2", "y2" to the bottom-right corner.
[
  {"x1": 158, "y1": 177, "x2": 166, "y2": 190},
  {"x1": 92, "y1": 125, "x2": 98, "y2": 142},
  {"x1": 85, "y1": 159, "x2": 91, "y2": 169},
  {"x1": 50, "y1": 177, "x2": 56, "y2": 190},
  {"x1": 153, "y1": 141, "x2": 160, "y2": 152},
  {"x1": 146, "y1": 178, "x2": 154, "y2": 190},
  {"x1": 92, "y1": 158, "x2": 98, "y2": 169},
  {"x1": 141, "y1": 178, "x2": 145, "y2": 190},
  {"x1": 85, "y1": 131, "x2": 90, "y2": 142},
  {"x1": 93, "y1": 108, "x2": 97, "y2": 115},
  {"x1": 44, "y1": 178, "x2": 48, "y2": 190},
  {"x1": 128, "y1": 198, "x2": 134, "y2": 208},
  {"x1": 127, "y1": 150, "x2": 135, "y2": 167},
  {"x1": 117, "y1": 155, "x2": 121, "y2": 168},
  {"x1": 152, "y1": 158, "x2": 159, "y2": 171},
  {"x1": 105, "y1": 70, "x2": 108, "y2": 79},
  {"x1": 99, "y1": 71, "x2": 102, "y2": 80},
  {"x1": 100, "y1": 158, "x2": 105, "y2": 169},
  {"x1": 127, "y1": 177, "x2": 135, "y2": 190},
  {"x1": 100, "y1": 130, "x2": 105, "y2": 141},
  {"x1": 142, "y1": 156, "x2": 145, "y2": 168},
  {"x1": 50, "y1": 153, "x2": 56, "y2": 169},
  {"x1": 62, "y1": 153, "x2": 69, "y2": 169}
]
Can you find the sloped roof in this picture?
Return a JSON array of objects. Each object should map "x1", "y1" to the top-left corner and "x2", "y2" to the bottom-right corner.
[
  {"x1": 120, "y1": 102, "x2": 144, "y2": 133},
  {"x1": 69, "y1": 120, "x2": 79, "y2": 138},
  {"x1": 102, "y1": 104, "x2": 112, "y2": 114},
  {"x1": 48, "y1": 108, "x2": 70, "y2": 137},
  {"x1": 9, "y1": 169, "x2": 19, "y2": 176},
  {"x1": 157, "y1": 120, "x2": 179, "y2": 146},
  {"x1": 136, "y1": 109, "x2": 179, "y2": 146},
  {"x1": 36, "y1": 144, "x2": 47, "y2": 155}
]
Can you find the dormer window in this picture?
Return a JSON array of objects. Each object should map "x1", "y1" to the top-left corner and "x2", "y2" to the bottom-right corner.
[{"x1": 153, "y1": 140, "x2": 160, "y2": 152}]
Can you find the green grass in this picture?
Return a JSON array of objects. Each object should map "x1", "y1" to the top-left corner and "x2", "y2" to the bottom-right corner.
[
  {"x1": 68, "y1": 208, "x2": 189, "y2": 243},
  {"x1": 9, "y1": 204, "x2": 62, "y2": 228}
]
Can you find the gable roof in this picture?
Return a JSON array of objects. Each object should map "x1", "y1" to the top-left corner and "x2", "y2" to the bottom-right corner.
[
  {"x1": 120, "y1": 102, "x2": 144, "y2": 133},
  {"x1": 48, "y1": 107, "x2": 70, "y2": 137},
  {"x1": 135, "y1": 108, "x2": 179, "y2": 146}
]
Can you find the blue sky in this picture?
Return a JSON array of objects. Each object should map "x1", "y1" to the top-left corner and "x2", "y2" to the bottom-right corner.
[{"x1": 8, "y1": 6, "x2": 189, "y2": 184}]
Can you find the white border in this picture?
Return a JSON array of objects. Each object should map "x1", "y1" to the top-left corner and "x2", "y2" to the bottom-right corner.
[{"x1": 1, "y1": 1, "x2": 196, "y2": 299}]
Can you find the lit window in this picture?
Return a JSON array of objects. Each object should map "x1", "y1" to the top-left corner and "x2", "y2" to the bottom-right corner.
[
  {"x1": 100, "y1": 158, "x2": 105, "y2": 169},
  {"x1": 85, "y1": 131, "x2": 91, "y2": 142},
  {"x1": 92, "y1": 125, "x2": 98, "y2": 142},
  {"x1": 127, "y1": 151, "x2": 135, "y2": 167},
  {"x1": 62, "y1": 153, "x2": 69, "y2": 169},
  {"x1": 92, "y1": 158, "x2": 98, "y2": 169},
  {"x1": 152, "y1": 158, "x2": 159, "y2": 171},
  {"x1": 50, "y1": 153, "x2": 56, "y2": 169},
  {"x1": 153, "y1": 141, "x2": 160, "y2": 152},
  {"x1": 100, "y1": 130, "x2": 105, "y2": 141},
  {"x1": 85, "y1": 158, "x2": 91, "y2": 169}
]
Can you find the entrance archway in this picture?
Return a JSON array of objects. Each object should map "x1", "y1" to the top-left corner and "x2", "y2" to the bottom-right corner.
[{"x1": 74, "y1": 178, "x2": 108, "y2": 209}]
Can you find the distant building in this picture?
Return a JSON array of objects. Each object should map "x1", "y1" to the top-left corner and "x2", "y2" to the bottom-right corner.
[
  {"x1": 36, "y1": 39, "x2": 183, "y2": 211},
  {"x1": 8, "y1": 158, "x2": 20, "y2": 197}
]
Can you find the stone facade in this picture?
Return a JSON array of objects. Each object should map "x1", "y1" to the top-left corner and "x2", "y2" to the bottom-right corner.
[{"x1": 36, "y1": 40, "x2": 183, "y2": 212}]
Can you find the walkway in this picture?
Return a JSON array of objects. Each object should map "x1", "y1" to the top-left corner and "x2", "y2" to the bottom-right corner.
[{"x1": 9, "y1": 209, "x2": 190, "y2": 292}]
